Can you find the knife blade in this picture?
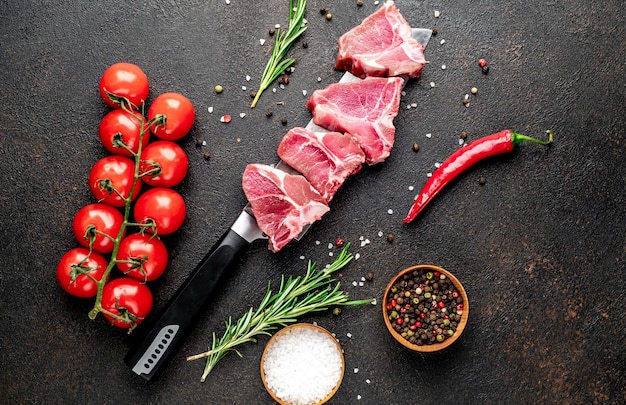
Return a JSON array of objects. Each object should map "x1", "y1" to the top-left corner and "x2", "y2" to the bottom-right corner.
[{"x1": 124, "y1": 28, "x2": 432, "y2": 381}]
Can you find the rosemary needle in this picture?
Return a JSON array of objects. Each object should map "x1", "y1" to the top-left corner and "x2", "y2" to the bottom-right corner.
[
  {"x1": 187, "y1": 244, "x2": 372, "y2": 382},
  {"x1": 250, "y1": 0, "x2": 307, "y2": 108}
]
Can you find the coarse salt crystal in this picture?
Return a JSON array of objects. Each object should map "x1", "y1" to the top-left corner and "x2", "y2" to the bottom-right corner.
[
  {"x1": 361, "y1": 277, "x2": 366, "y2": 282},
  {"x1": 225, "y1": 0, "x2": 230, "y2": 4},
  {"x1": 347, "y1": 333, "x2": 352, "y2": 338},
  {"x1": 441, "y1": 64, "x2": 447, "y2": 70},
  {"x1": 315, "y1": 240, "x2": 321, "y2": 245},
  {"x1": 434, "y1": 10, "x2": 440, "y2": 17},
  {"x1": 302, "y1": 90, "x2": 307, "y2": 96},
  {"x1": 459, "y1": 138, "x2": 465, "y2": 145},
  {"x1": 440, "y1": 39, "x2": 446, "y2": 45},
  {"x1": 329, "y1": 252, "x2": 334, "y2": 257},
  {"x1": 328, "y1": 243, "x2": 333, "y2": 249},
  {"x1": 262, "y1": 326, "x2": 343, "y2": 405},
  {"x1": 260, "y1": 38, "x2": 266, "y2": 45},
  {"x1": 378, "y1": 231, "x2": 384, "y2": 237},
  {"x1": 246, "y1": 75, "x2": 251, "y2": 81},
  {"x1": 354, "y1": 368, "x2": 359, "y2": 373},
  {"x1": 387, "y1": 209, "x2": 393, "y2": 215},
  {"x1": 275, "y1": 24, "x2": 281, "y2": 29},
  {"x1": 409, "y1": 185, "x2": 414, "y2": 191},
  {"x1": 358, "y1": 282, "x2": 364, "y2": 287},
  {"x1": 299, "y1": 255, "x2": 305, "y2": 260},
  {"x1": 239, "y1": 113, "x2": 246, "y2": 118},
  {"x1": 355, "y1": 253, "x2": 361, "y2": 260},
  {"x1": 208, "y1": 106, "x2": 214, "y2": 113},
  {"x1": 430, "y1": 81, "x2": 436, "y2": 88},
  {"x1": 411, "y1": 102, "x2": 418, "y2": 108},
  {"x1": 317, "y1": 77, "x2": 322, "y2": 82},
  {"x1": 370, "y1": 298, "x2": 377, "y2": 305},
  {"x1": 427, "y1": 172, "x2": 432, "y2": 177},
  {"x1": 426, "y1": 133, "x2": 432, "y2": 138},
  {"x1": 435, "y1": 162, "x2": 441, "y2": 168},
  {"x1": 352, "y1": 281, "x2": 358, "y2": 286}
]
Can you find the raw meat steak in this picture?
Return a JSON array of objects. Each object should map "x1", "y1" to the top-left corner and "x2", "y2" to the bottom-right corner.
[
  {"x1": 242, "y1": 163, "x2": 329, "y2": 252},
  {"x1": 306, "y1": 76, "x2": 403, "y2": 165},
  {"x1": 335, "y1": 0, "x2": 426, "y2": 79},
  {"x1": 277, "y1": 127, "x2": 366, "y2": 202}
]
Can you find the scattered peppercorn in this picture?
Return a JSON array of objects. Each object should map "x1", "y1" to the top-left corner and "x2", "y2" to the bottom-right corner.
[
  {"x1": 481, "y1": 65, "x2": 489, "y2": 74},
  {"x1": 320, "y1": 7, "x2": 327, "y2": 15},
  {"x1": 203, "y1": 152, "x2": 211, "y2": 160},
  {"x1": 356, "y1": 0, "x2": 363, "y2": 6},
  {"x1": 269, "y1": 27, "x2": 276, "y2": 36},
  {"x1": 249, "y1": 91, "x2": 257, "y2": 99},
  {"x1": 281, "y1": 118, "x2": 288, "y2": 126},
  {"x1": 195, "y1": 138, "x2": 204, "y2": 147},
  {"x1": 365, "y1": 272, "x2": 374, "y2": 281},
  {"x1": 387, "y1": 234, "x2": 395, "y2": 243},
  {"x1": 385, "y1": 268, "x2": 463, "y2": 346},
  {"x1": 265, "y1": 109, "x2": 273, "y2": 118},
  {"x1": 214, "y1": 85, "x2": 223, "y2": 94},
  {"x1": 460, "y1": 131, "x2": 468, "y2": 140},
  {"x1": 302, "y1": 41, "x2": 308, "y2": 48},
  {"x1": 431, "y1": 27, "x2": 438, "y2": 36},
  {"x1": 479, "y1": 177, "x2": 487, "y2": 185},
  {"x1": 412, "y1": 143, "x2": 420, "y2": 152}
]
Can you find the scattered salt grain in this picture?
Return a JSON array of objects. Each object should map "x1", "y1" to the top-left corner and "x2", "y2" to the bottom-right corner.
[
  {"x1": 411, "y1": 102, "x2": 418, "y2": 108},
  {"x1": 434, "y1": 162, "x2": 442, "y2": 168},
  {"x1": 358, "y1": 281, "x2": 364, "y2": 287},
  {"x1": 260, "y1": 38, "x2": 266, "y2": 45},
  {"x1": 242, "y1": 85, "x2": 247, "y2": 91},
  {"x1": 302, "y1": 90, "x2": 307, "y2": 96},
  {"x1": 440, "y1": 39, "x2": 446, "y2": 45},
  {"x1": 315, "y1": 240, "x2": 321, "y2": 245},
  {"x1": 458, "y1": 138, "x2": 465, "y2": 145},
  {"x1": 426, "y1": 133, "x2": 432, "y2": 138},
  {"x1": 207, "y1": 106, "x2": 214, "y2": 113},
  {"x1": 434, "y1": 10, "x2": 441, "y2": 17},
  {"x1": 352, "y1": 281, "x2": 358, "y2": 286},
  {"x1": 246, "y1": 75, "x2": 251, "y2": 81},
  {"x1": 355, "y1": 253, "x2": 361, "y2": 260},
  {"x1": 346, "y1": 332, "x2": 352, "y2": 338},
  {"x1": 370, "y1": 299, "x2": 377, "y2": 305},
  {"x1": 377, "y1": 231, "x2": 384, "y2": 237},
  {"x1": 430, "y1": 81, "x2": 436, "y2": 88},
  {"x1": 408, "y1": 185, "x2": 414, "y2": 191},
  {"x1": 354, "y1": 368, "x2": 359, "y2": 374},
  {"x1": 387, "y1": 209, "x2": 393, "y2": 215},
  {"x1": 328, "y1": 243, "x2": 333, "y2": 249},
  {"x1": 239, "y1": 113, "x2": 246, "y2": 119},
  {"x1": 366, "y1": 379, "x2": 371, "y2": 384},
  {"x1": 262, "y1": 326, "x2": 343, "y2": 405},
  {"x1": 441, "y1": 64, "x2": 447, "y2": 70},
  {"x1": 427, "y1": 172, "x2": 433, "y2": 177},
  {"x1": 275, "y1": 24, "x2": 281, "y2": 29},
  {"x1": 225, "y1": 0, "x2": 230, "y2": 4},
  {"x1": 299, "y1": 255, "x2": 305, "y2": 260},
  {"x1": 329, "y1": 252, "x2": 334, "y2": 257},
  {"x1": 358, "y1": 395, "x2": 362, "y2": 400},
  {"x1": 361, "y1": 276, "x2": 366, "y2": 282},
  {"x1": 317, "y1": 77, "x2": 322, "y2": 82},
  {"x1": 272, "y1": 88, "x2": 277, "y2": 93}
]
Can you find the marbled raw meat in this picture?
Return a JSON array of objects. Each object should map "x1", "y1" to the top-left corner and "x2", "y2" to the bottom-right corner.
[
  {"x1": 335, "y1": 0, "x2": 426, "y2": 79},
  {"x1": 242, "y1": 163, "x2": 329, "y2": 252},
  {"x1": 277, "y1": 127, "x2": 366, "y2": 202},
  {"x1": 306, "y1": 76, "x2": 404, "y2": 165}
]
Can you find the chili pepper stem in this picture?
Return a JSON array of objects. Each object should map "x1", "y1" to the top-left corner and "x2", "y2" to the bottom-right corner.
[{"x1": 511, "y1": 130, "x2": 553, "y2": 147}]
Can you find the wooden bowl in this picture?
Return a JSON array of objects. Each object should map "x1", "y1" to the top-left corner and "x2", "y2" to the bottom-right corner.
[
  {"x1": 260, "y1": 323, "x2": 345, "y2": 405},
  {"x1": 382, "y1": 265, "x2": 469, "y2": 352}
]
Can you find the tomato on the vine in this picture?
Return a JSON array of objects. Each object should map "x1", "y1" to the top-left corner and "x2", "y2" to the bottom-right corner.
[
  {"x1": 57, "y1": 248, "x2": 109, "y2": 298},
  {"x1": 99, "y1": 109, "x2": 148, "y2": 157},
  {"x1": 116, "y1": 233, "x2": 169, "y2": 282},
  {"x1": 99, "y1": 62, "x2": 149, "y2": 109},
  {"x1": 140, "y1": 140, "x2": 189, "y2": 187},
  {"x1": 73, "y1": 203, "x2": 124, "y2": 253},
  {"x1": 147, "y1": 92, "x2": 195, "y2": 141},
  {"x1": 89, "y1": 155, "x2": 141, "y2": 207},
  {"x1": 133, "y1": 187, "x2": 186, "y2": 235},
  {"x1": 101, "y1": 277, "x2": 153, "y2": 329}
]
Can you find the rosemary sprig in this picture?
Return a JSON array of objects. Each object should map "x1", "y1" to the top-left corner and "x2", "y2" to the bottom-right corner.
[
  {"x1": 187, "y1": 244, "x2": 372, "y2": 382},
  {"x1": 250, "y1": 0, "x2": 307, "y2": 108}
]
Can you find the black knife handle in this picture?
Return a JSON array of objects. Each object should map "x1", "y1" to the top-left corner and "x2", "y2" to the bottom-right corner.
[{"x1": 124, "y1": 228, "x2": 249, "y2": 380}]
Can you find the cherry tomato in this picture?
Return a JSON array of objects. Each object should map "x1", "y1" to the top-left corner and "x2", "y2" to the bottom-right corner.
[
  {"x1": 133, "y1": 187, "x2": 186, "y2": 235},
  {"x1": 101, "y1": 277, "x2": 153, "y2": 329},
  {"x1": 89, "y1": 155, "x2": 141, "y2": 207},
  {"x1": 147, "y1": 92, "x2": 195, "y2": 141},
  {"x1": 99, "y1": 62, "x2": 149, "y2": 109},
  {"x1": 73, "y1": 203, "x2": 124, "y2": 253},
  {"x1": 116, "y1": 233, "x2": 169, "y2": 282},
  {"x1": 99, "y1": 109, "x2": 148, "y2": 156},
  {"x1": 140, "y1": 140, "x2": 189, "y2": 187},
  {"x1": 57, "y1": 248, "x2": 109, "y2": 298}
]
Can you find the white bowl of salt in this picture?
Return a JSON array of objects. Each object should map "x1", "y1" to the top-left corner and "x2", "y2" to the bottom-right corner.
[{"x1": 260, "y1": 323, "x2": 345, "y2": 405}]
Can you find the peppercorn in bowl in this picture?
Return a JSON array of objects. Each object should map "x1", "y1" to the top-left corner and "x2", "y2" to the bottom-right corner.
[{"x1": 382, "y1": 265, "x2": 469, "y2": 352}]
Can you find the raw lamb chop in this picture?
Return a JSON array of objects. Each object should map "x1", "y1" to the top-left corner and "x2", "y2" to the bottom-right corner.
[
  {"x1": 306, "y1": 76, "x2": 403, "y2": 165},
  {"x1": 335, "y1": 0, "x2": 426, "y2": 79},
  {"x1": 277, "y1": 127, "x2": 366, "y2": 202},
  {"x1": 242, "y1": 163, "x2": 329, "y2": 252}
]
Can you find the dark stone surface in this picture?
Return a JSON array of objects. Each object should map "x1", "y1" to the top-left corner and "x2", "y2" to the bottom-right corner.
[{"x1": 1, "y1": 1, "x2": 624, "y2": 404}]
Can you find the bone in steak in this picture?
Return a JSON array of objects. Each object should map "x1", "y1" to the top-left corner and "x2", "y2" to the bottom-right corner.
[
  {"x1": 242, "y1": 163, "x2": 329, "y2": 252},
  {"x1": 306, "y1": 76, "x2": 404, "y2": 165},
  {"x1": 277, "y1": 127, "x2": 366, "y2": 202},
  {"x1": 335, "y1": 0, "x2": 426, "y2": 79}
]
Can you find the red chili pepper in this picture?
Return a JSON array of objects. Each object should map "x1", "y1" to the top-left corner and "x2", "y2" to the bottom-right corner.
[{"x1": 403, "y1": 129, "x2": 553, "y2": 223}]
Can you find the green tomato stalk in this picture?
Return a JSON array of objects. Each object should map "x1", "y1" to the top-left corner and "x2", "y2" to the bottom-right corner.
[
  {"x1": 186, "y1": 244, "x2": 373, "y2": 382},
  {"x1": 84, "y1": 98, "x2": 163, "y2": 332}
]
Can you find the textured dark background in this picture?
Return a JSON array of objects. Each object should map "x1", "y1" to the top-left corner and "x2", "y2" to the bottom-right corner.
[{"x1": 1, "y1": 1, "x2": 624, "y2": 404}]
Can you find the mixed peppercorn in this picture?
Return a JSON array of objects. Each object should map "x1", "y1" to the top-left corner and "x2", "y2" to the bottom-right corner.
[{"x1": 385, "y1": 268, "x2": 464, "y2": 346}]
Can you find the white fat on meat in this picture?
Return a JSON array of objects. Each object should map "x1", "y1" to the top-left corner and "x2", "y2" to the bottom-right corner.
[
  {"x1": 242, "y1": 163, "x2": 329, "y2": 252},
  {"x1": 335, "y1": 0, "x2": 426, "y2": 79},
  {"x1": 277, "y1": 127, "x2": 366, "y2": 202},
  {"x1": 306, "y1": 76, "x2": 404, "y2": 165}
]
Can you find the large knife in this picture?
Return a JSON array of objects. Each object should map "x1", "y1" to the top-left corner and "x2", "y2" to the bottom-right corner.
[{"x1": 125, "y1": 28, "x2": 432, "y2": 381}]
